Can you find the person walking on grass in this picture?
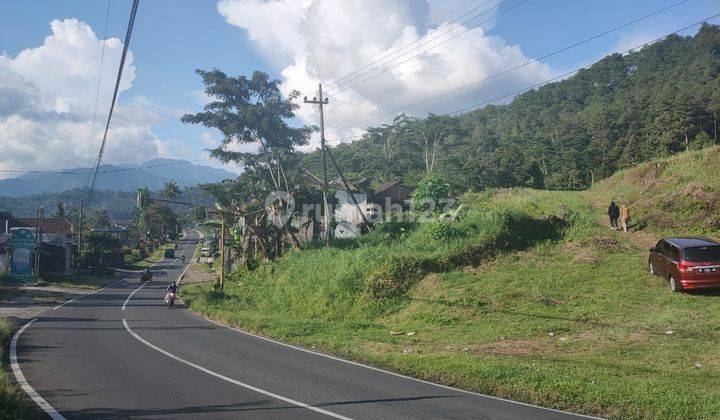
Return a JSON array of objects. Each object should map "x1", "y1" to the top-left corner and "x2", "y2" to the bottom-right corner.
[
  {"x1": 608, "y1": 201, "x2": 620, "y2": 230},
  {"x1": 620, "y1": 204, "x2": 630, "y2": 232}
]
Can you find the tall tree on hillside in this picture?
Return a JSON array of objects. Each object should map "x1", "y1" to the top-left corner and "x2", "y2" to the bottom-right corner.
[
  {"x1": 54, "y1": 201, "x2": 65, "y2": 218},
  {"x1": 181, "y1": 70, "x2": 313, "y2": 261},
  {"x1": 162, "y1": 180, "x2": 180, "y2": 202}
]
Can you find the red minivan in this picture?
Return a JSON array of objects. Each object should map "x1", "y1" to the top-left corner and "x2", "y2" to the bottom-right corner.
[{"x1": 649, "y1": 237, "x2": 720, "y2": 292}]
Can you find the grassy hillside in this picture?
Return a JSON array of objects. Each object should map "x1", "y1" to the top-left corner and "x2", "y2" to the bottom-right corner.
[
  {"x1": 184, "y1": 148, "x2": 720, "y2": 419},
  {"x1": 590, "y1": 145, "x2": 720, "y2": 238}
]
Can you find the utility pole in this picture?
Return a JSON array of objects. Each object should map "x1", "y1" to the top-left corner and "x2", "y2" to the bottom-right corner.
[
  {"x1": 78, "y1": 199, "x2": 84, "y2": 258},
  {"x1": 219, "y1": 215, "x2": 225, "y2": 290},
  {"x1": 325, "y1": 146, "x2": 372, "y2": 232},
  {"x1": 304, "y1": 83, "x2": 331, "y2": 245}
]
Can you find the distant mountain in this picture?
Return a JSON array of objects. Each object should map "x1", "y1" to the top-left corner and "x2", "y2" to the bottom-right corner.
[
  {"x1": 0, "y1": 186, "x2": 215, "y2": 221},
  {"x1": 0, "y1": 159, "x2": 236, "y2": 197}
]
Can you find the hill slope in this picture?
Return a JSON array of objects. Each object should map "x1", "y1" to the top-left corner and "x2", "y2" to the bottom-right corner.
[
  {"x1": 184, "y1": 147, "x2": 720, "y2": 419},
  {"x1": 298, "y1": 24, "x2": 720, "y2": 192}
]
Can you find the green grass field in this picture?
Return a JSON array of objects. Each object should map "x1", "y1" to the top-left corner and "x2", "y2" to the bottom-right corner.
[{"x1": 182, "y1": 147, "x2": 720, "y2": 419}]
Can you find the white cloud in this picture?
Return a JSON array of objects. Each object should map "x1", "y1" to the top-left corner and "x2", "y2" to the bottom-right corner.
[
  {"x1": 0, "y1": 18, "x2": 165, "y2": 178},
  {"x1": 217, "y1": 0, "x2": 551, "y2": 146}
]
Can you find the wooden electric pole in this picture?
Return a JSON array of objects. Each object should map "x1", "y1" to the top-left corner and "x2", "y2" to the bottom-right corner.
[
  {"x1": 219, "y1": 215, "x2": 225, "y2": 290},
  {"x1": 304, "y1": 84, "x2": 331, "y2": 245},
  {"x1": 78, "y1": 199, "x2": 84, "y2": 257}
]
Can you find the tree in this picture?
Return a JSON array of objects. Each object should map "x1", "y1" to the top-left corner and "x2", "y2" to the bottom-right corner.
[
  {"x1": 163, "y1": 180, "x2": 180, "y2": 202},
  {"x1": 80, "y1": 233, "x2": 121, "y2": 272},
  {"x1": 53, "y1": 201, "x2": 65, "y2": 218},
  {"x1": 411, "y1": 174, "x2": 450, "y2": 214},
  {"x1": 181, "y1": 69, "x2": 313, "y2": 261}
]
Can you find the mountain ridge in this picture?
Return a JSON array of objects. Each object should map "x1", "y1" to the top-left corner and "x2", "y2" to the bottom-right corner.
[{"x1": 0, "y1": 158, "x2": 236, "y2": 197}]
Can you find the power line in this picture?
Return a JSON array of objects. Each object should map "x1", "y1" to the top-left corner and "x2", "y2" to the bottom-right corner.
[
  {"x1": 322, "y1": 0, "x2": 496, "y2": 90},
  {"x1": 87, "y1": 0, "x2": 140, "y2": 204},
  {"x1": 324, "y1": 0, "x2": 529, "y2": 96},
  {"x1": 0, "y1": 158, "x2": 214, "y2": 175},
  {"x1": 85, "y1": 0, "x2": 112, "y2": 187},
  {"x1": 325, "y1": 0, "x2": 691, "y2": 135},
  {"x1": 324, "y1": 13, "x2": 720, "y2": 146}
]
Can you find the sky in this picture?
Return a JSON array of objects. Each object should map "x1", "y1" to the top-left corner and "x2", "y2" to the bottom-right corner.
[{"x1": 0, "y1": 0, "x2": 717, "y2": 178}]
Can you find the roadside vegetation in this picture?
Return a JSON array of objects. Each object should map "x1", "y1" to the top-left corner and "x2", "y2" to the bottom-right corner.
[
  {"x1": 0, "y1": 319, "x2": 35, "y2": 419},
  {"x1": 124, "y1": 244, "x2": 174, "y2": 271},
  {"x1": 184, "y1": 147, "x2": 720, "y2": 419}
]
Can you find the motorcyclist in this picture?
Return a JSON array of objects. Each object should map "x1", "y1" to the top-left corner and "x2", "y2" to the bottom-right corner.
[
  {"x1": 181, "y1": 254, "x2": 186, "y2": 263},
  {"x1": 142, "y1": 268, "x2": 152, "y2": 282},
  {"x1": 165, "y1": 281, "x2": 179, "y2": 307}
]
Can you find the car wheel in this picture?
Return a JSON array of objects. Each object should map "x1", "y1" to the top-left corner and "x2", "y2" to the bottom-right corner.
[
  {"x1": 669, "y1": 276, "x2": 679, "y2": 293},
  {"x1": 649, "y1": 261, "x2": 656, "y2": 275}
]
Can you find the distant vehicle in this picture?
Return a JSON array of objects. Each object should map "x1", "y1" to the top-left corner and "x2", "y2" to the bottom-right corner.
[
  {"x1": 201, "y1": 247, "x2": 211, "y2": 258},
  {"x1": 164, "y1": 248, "x2": 175, "y2": 258},
  {"x1": 649, "y1": 237, "x2": 720, "y2": 292}
]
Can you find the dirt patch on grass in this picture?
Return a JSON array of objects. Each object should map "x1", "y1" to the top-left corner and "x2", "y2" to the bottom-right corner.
[{"x1": 473, "y1": 338, "x2": 552, "y2": 356}]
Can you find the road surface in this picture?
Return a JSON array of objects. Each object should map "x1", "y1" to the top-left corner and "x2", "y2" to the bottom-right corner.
[{"x1": 12, "y1": 233, "x2": 594, "y2": 419}]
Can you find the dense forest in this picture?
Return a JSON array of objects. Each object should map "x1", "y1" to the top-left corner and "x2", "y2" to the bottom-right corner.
[{"x1": 300, "y1": 24, "x2": 720, "y2": 192}]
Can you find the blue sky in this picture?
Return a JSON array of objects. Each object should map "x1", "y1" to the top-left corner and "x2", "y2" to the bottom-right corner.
[{"x1": 0, "y1": 0, "x2": 717, "y2": 175}]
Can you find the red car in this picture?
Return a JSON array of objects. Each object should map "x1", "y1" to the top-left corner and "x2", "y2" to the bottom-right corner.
[{"x1": 649, "y1": 237, "x2": 720, "y2": 292}]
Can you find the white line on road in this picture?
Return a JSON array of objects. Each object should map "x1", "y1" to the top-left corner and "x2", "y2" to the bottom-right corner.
[
  {"x1": 122, "y1": 319, "x2": 352, "y2": 420},
  {"x1": 52, "y1": 278, "x2": 126, "y2": 310},
  {"x1": 200, "y1": 317, "x2": 600, "y2": 419},
  {"x1": 122, "y1": 281, "x2": 147, "y2": 311},
  {"x1": 10, "y1": 319, "x2": 66, "y2": 420}
]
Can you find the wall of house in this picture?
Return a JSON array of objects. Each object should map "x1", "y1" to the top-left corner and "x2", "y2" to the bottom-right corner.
[{"x1": 334, "y1": 190, "x2": 369, "y2": 226}]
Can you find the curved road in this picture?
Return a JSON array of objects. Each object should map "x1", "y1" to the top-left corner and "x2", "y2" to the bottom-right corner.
[{"x1": 13, "y1": 233, "x2": 593, "y2": 419}]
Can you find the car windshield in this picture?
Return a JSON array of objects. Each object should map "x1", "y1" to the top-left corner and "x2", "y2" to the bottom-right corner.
[{"x1": 683, "y1": 246, "x2": 720, "y2": 262}]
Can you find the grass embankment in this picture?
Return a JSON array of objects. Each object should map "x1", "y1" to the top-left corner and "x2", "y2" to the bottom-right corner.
[
  {"x1": 124, "y1": 244, "x2": 174, "y2": 271},
  {"x1": 590, "y1": 145, "x2": 720, "y2": 238},
  {"x1": 0, "y1": 319, "x2": 34, "y2": 419},
  {"x1": 183, "y1": 148, "x2": 720, "y2": 419}
]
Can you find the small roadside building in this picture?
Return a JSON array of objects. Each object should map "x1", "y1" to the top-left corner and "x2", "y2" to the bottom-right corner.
[{"x1": 16, "y1": 217, "x2": 76, "y2": 274}]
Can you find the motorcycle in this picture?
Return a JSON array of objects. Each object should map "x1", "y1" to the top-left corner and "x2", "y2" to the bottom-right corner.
[
  {"x1": 165, "y1": 292, "x2": 175, "y2": 309},
  {"x1": 141, "y1": 271, "x2": 152, "y2": 283}
]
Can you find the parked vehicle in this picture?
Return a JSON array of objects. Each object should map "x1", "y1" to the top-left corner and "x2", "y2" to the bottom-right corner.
[
  {"x1": 649, "y1": 237, "x2": 720, "y2": 292},
  {"x1": 201, "y1": 247, "x2": 211, "y2": 258},
  {"x1": 164, "y1": 248, "x2": 175, "y2": 258}
]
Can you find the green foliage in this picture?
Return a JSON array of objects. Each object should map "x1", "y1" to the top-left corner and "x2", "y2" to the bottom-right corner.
[
  {"x1": 80, "y1": 233, "x2": 121, "y2": 272},
  {"x1": 297, "y1": 24, "x2": 720, "y2": 192},
  {"x1": 411, "y1": 173, "x2": 450, "y2": 213},
  {"x1": 426, "y1": 221, "x2": 461, "y2": 240}
]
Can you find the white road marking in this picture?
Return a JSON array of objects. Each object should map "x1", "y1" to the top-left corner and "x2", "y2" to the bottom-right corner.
[
  {"x1": 10, "y1": 319, "x2": 66, "y2": 420},
  {"x1": 200, "y1": 316, "x2": 600, "y2": 419},
  {"x1": 122, "y1": 281, "x2": 147, "y2": 311},
  {"x1": 52, "y1": 278, "x2": 126, "y2": 310},
  {"x1": 122, "y1": 319, "x2": 352, "y2": 420}
]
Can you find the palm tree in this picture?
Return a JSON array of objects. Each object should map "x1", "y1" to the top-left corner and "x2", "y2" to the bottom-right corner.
[
  {"x1": 162, "y1": 180, "x2": 180, "y2": 203},
  {"x1": 162, "y1": 180, "x2": 181, "y2": 237}
]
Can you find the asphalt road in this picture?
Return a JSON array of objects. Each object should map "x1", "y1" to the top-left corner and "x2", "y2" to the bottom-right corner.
[{"x1": 13, "y1": 232, "x2": 594, "y2": 419}]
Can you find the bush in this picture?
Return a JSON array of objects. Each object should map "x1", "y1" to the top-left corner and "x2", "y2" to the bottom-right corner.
[
  {"x1": 426, "y1": 221, "x2": 461, "y2": 240},
  {"x1": 411, "y1": 173, "x2": 451, "y2": 214}
]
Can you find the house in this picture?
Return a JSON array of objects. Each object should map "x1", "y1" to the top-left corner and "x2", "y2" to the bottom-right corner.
[
  {"x1": 370, "y1": 180, "x2": 413, "y2": 209},
  {"x1": 15, "y1": 217, "x2": 76, "y2": 274}
]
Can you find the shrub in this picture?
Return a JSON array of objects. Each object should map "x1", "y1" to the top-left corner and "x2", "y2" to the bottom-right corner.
[{"x1": 411, "y1": 173, "x2": 451, "y2": 214}]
